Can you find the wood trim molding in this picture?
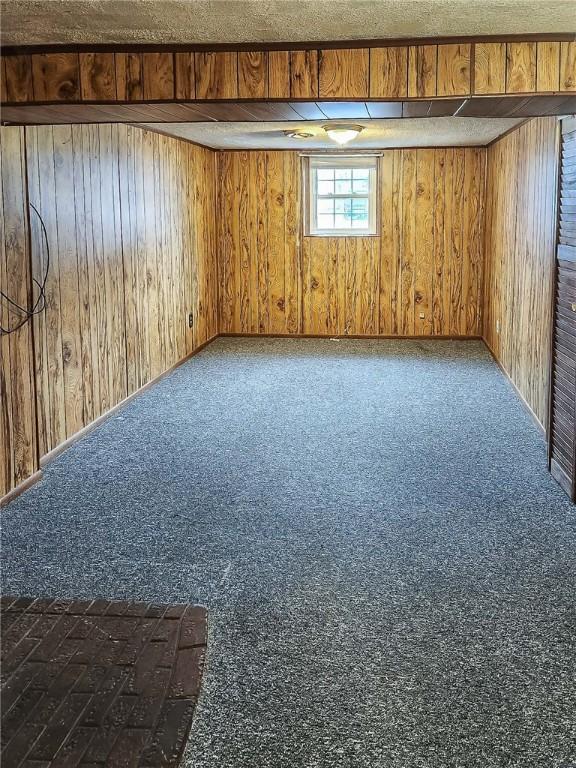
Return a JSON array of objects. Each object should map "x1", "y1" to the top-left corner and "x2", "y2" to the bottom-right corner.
[
  {"x1": 1, "y1": 335, "x2": 218, "y2": 508},
  {"x1": 220, "y1": 333, "x2": 484, "y2": 340},
  {"x1": 39, "y1": 335, "x2": 218, "y2": 469},
  {"x1": 2, "y1": 39, "x2": 575, "y2": 114},
  {"x1": 483, "y1": 337, "x2": 546, "y2": 436},
  {"x1": 2, "y1": 333, "x2": 556, "y2": 507},
  {"x1": 0, "y1": 469, "x2": 44, "y2": 509},
  {"x1": 486, "y1": 117, "x2": 533, "y2": 146},
  {"x1": 3, "y1": 33, "x2": 575, "y2": 57}
]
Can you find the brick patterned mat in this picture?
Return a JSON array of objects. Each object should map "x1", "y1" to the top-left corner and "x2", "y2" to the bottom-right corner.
[{"x1": 1, "y1": 596, "x2": 208, "y2": 767}]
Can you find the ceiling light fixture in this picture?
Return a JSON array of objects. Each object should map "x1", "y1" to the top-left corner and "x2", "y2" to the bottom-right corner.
[
  {"x1": 284, "y1": 130, "x2": 314, "y2": 139},
  {"x1": 323, "y1": 124, "x2": 364, "y2": 145}
]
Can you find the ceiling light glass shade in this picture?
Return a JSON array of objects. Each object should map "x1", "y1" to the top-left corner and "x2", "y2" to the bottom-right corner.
[{"x1": 323, "y1": 124, "x2": 364, "y2": 145}]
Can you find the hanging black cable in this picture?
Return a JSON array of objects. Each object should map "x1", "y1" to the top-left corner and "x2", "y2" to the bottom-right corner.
[{"x1": 0, "y1": 202, "x2": 50, "y2": 335}]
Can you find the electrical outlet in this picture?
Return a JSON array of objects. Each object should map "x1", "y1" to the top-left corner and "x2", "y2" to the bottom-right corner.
[
  {"x1": 188, "y1": 313, "x2": 193, "y2": 328},
  {"x1": 496, "y1": 319, "x2": 501, "y2": 334},
  {"x1": 419, "y1": 312, "x2": 425, "y2": 320}
]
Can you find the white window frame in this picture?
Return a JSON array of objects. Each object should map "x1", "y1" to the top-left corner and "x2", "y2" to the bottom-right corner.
[{"x1": 304, "y1": 155, "x2": 380, "y2": 237}]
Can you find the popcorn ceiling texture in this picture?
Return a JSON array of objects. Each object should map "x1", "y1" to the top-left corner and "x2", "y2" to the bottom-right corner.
[
  {"x1": 140, "y1": 117, "x2": 524, "y2": 150},
  {"x1": 1, "y1": 0, "x2": 575, "y2": 46}
]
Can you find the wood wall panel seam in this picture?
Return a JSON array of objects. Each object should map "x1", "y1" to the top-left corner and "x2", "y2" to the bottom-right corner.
[
  {"x1": 483, "y1": 116, "x2": 559, "y2": 429},
  {"x1": 3, "y1": 39, "x2": 576, "y2": 107},
  {"x1": 1, "y1": 123, "x2": 218, "y2": 497},
  {"x1": 217, "y1": 148, "x2": 486, "y2": 339}
]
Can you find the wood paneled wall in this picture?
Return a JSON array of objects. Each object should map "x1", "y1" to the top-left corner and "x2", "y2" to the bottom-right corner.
[
  {"x1": 1, "y1": 127, "x2": 38, "y2": 496},
  {"x1": 2, "y1": 116, "x2": 562, "y2": 498},
  {"x1": 2, "y1": 40, "x2": 575, "y2": 105},
  {"x1": 217, "y1": 148, "x2": 486, "y2": 337},
  {"x1": 483, "y1": 117, "x2": 560, "y2": 429},
  {"x1": 0, "y1": 124, "x2": 217, "y2": 497}
]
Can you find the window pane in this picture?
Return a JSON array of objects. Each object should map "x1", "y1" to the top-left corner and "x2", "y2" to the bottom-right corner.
[
  {"x1": 352, "y1": 177, "x2": 369, "y2": 193},
  {"x1": 352, "y1": 198, "x2": 368, "y2": 215},
  {"x1": 309, "y1": 159, "x2": 377, "y2": 235},
  {"x1": 317, "y1": 179, "x2": 334, "y2": 195},
  {"x1": 351, "y1": 198, "x2": 369, "y2": 228},
  {"x1": 335, "y1": 213, "x2": 351, "y2": 229},
  {"x1": 335, "y1": 176, "x2": 352, "y2": 195},
  {"x1": 317, "y1": 198, "x2": 334, "y2": 214},
  {"x1": 317, "y1": 213, "x2": 334, "y2": 230}
]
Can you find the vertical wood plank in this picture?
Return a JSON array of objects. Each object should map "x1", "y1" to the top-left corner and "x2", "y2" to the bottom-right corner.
[
  {"x1": 0, "y1": 127, "x2": 38, "y2": 492},
  {"x1": 3, "y1": 55, "x2": 34, "y2": 102},
  {"x1": 414, "y1": 149, "x2": 434, "y2": 335},
  {"x1": 290, "y1": 50, "x2": 318, "y2": 98},
  {"x1": 32, "y1": 53, "x2": 80, "y2": 101},
  {"x1": 79, "y1": 53, "x2": 116, "y2": 100},
  {"x1": 437, "y1": 44, "x2": 471, "y2": 96},
  {"x1": 442, "y1": 149, "x2": 455, "y2": 335},
  {"x1": 379, "y1": 151, "x2": 395, "y2": 333},
  {"x1": 536, "y1": 42, "x2": 560, "y2": 92},
  {"x1": 432, "y1": 148, "x2": 446, "y2": 334},
  {"x1": 369, "y1": 47, "x2": 408, "y2": 98},
  {"x1": 319, "y1": 48, "x2": 369, "y2": 98},
  {"x1": 450, "y1": 148, "x2": 465, "y2": 334},
  {"x1": 473, "y1": 42, "x2": 506, "y2": 94},
  {"x1": 466, "y1": 148, "x2": 485, "y2": 335},
  {"x1": 175, "y1": 52, "x2": 195, "y2": 99},
  {"x1": 237, "y1": 151, "x2": 253, "y2": 332},
  {"x1": 36, "y1": 125, "x2": 67, "y2": 449},
  {"x1": 115, "y1": 53, "x2": 143, "y2": 100},
  {"x1": 142, "y1": 53, "x2": 175, "y2": 100},
  {"x1": 400, "y1": 149, "x2": 416, "y2": 334},
  {"x1": 268, "y1": 51, "x2": 291, "y2": 98},
  {"x1": 238, "y1": 51, "x2": 268, "y2": 98},
  {"x1": 408, "y1": 45, "x2": 437, "y2": 98},
  {"x1": 284, "y1": 152, "x2": 301, "y2": 334},
  {"x1": 25, "y1": 127, "x2": 50, "y2": 457},
  {"x1": 195, "y1": 52, "x2": 238, "y2": 99},
  {"x1": 267, "y1": 151, "x2": 287, "y2": 333},
  {"x1": 506, "y1": 42, "x2": 537, "y2": 93},
  {"x1": 218, "y1": 151, "x2": 235, "y2": 332},
  {"x1": 560, "y1": 42, "x2": 576, "y2": 91},
  {"x1": 72, "y1": 125, "x2": 95, "y2": 422}
]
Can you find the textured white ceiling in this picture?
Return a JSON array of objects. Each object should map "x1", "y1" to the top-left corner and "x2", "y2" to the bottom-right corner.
[
  {"x1": 1, "y1": 0, "x2": 575, "y2": 46},
  {"x1": 139, "y1": 118, "x2": 525, "y2": 150}
]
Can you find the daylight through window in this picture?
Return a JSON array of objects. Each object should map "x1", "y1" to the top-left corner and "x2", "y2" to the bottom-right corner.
[{"x1": 306, "y1": 156, "x2": 379, "y2": 236}]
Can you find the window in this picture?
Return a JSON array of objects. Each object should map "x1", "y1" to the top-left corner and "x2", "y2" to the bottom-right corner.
[{"x1": 305, "y1": 156, "x2": 379, "y2": 236}]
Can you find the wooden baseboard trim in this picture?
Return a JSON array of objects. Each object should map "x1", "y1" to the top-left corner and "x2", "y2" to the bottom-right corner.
[
  {"x1": 482, "y1": 337, "x2": 546, "y2": 437},
  {"x1": 0, "y1": 469, "x2": 44, "y2": 508},
  {"x1": 2, "y1": 337, "x2": 217, "y2": 507},
  {"x1": 39, "y1": 336, "x2": 217, "y2": 469},
  {"x1": 219, "y1": 333, "x2": 483, "y2": 340}
]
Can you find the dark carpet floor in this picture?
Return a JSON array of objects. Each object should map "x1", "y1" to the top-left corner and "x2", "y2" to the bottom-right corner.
[{"x1": 2, "y1": 338, "x2": 575, "y2": 767}]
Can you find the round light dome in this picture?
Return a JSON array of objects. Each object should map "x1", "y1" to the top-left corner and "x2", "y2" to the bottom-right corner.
[{"x1": 323, "y1": 124, "x2": 364, "y2": 145}]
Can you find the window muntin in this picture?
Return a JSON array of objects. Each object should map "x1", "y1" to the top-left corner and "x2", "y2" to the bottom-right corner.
[{"x1": 306, "y1": 156, "x2": 379, "y2": 236}]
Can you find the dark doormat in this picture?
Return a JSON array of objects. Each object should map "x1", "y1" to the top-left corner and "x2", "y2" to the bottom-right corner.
[{"x1": 1, "y1": 596, "x2": 208, "y2": 767}]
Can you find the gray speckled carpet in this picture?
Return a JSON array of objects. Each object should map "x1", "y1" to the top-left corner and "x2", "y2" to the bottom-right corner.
[{"x1": 2, "y1": 338, "x2": 575, "y2": 767}]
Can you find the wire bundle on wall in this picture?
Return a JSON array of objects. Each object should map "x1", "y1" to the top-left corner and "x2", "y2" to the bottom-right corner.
[{"x1": 0, "y1": 203, "x2": 50, "y2": 336}]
